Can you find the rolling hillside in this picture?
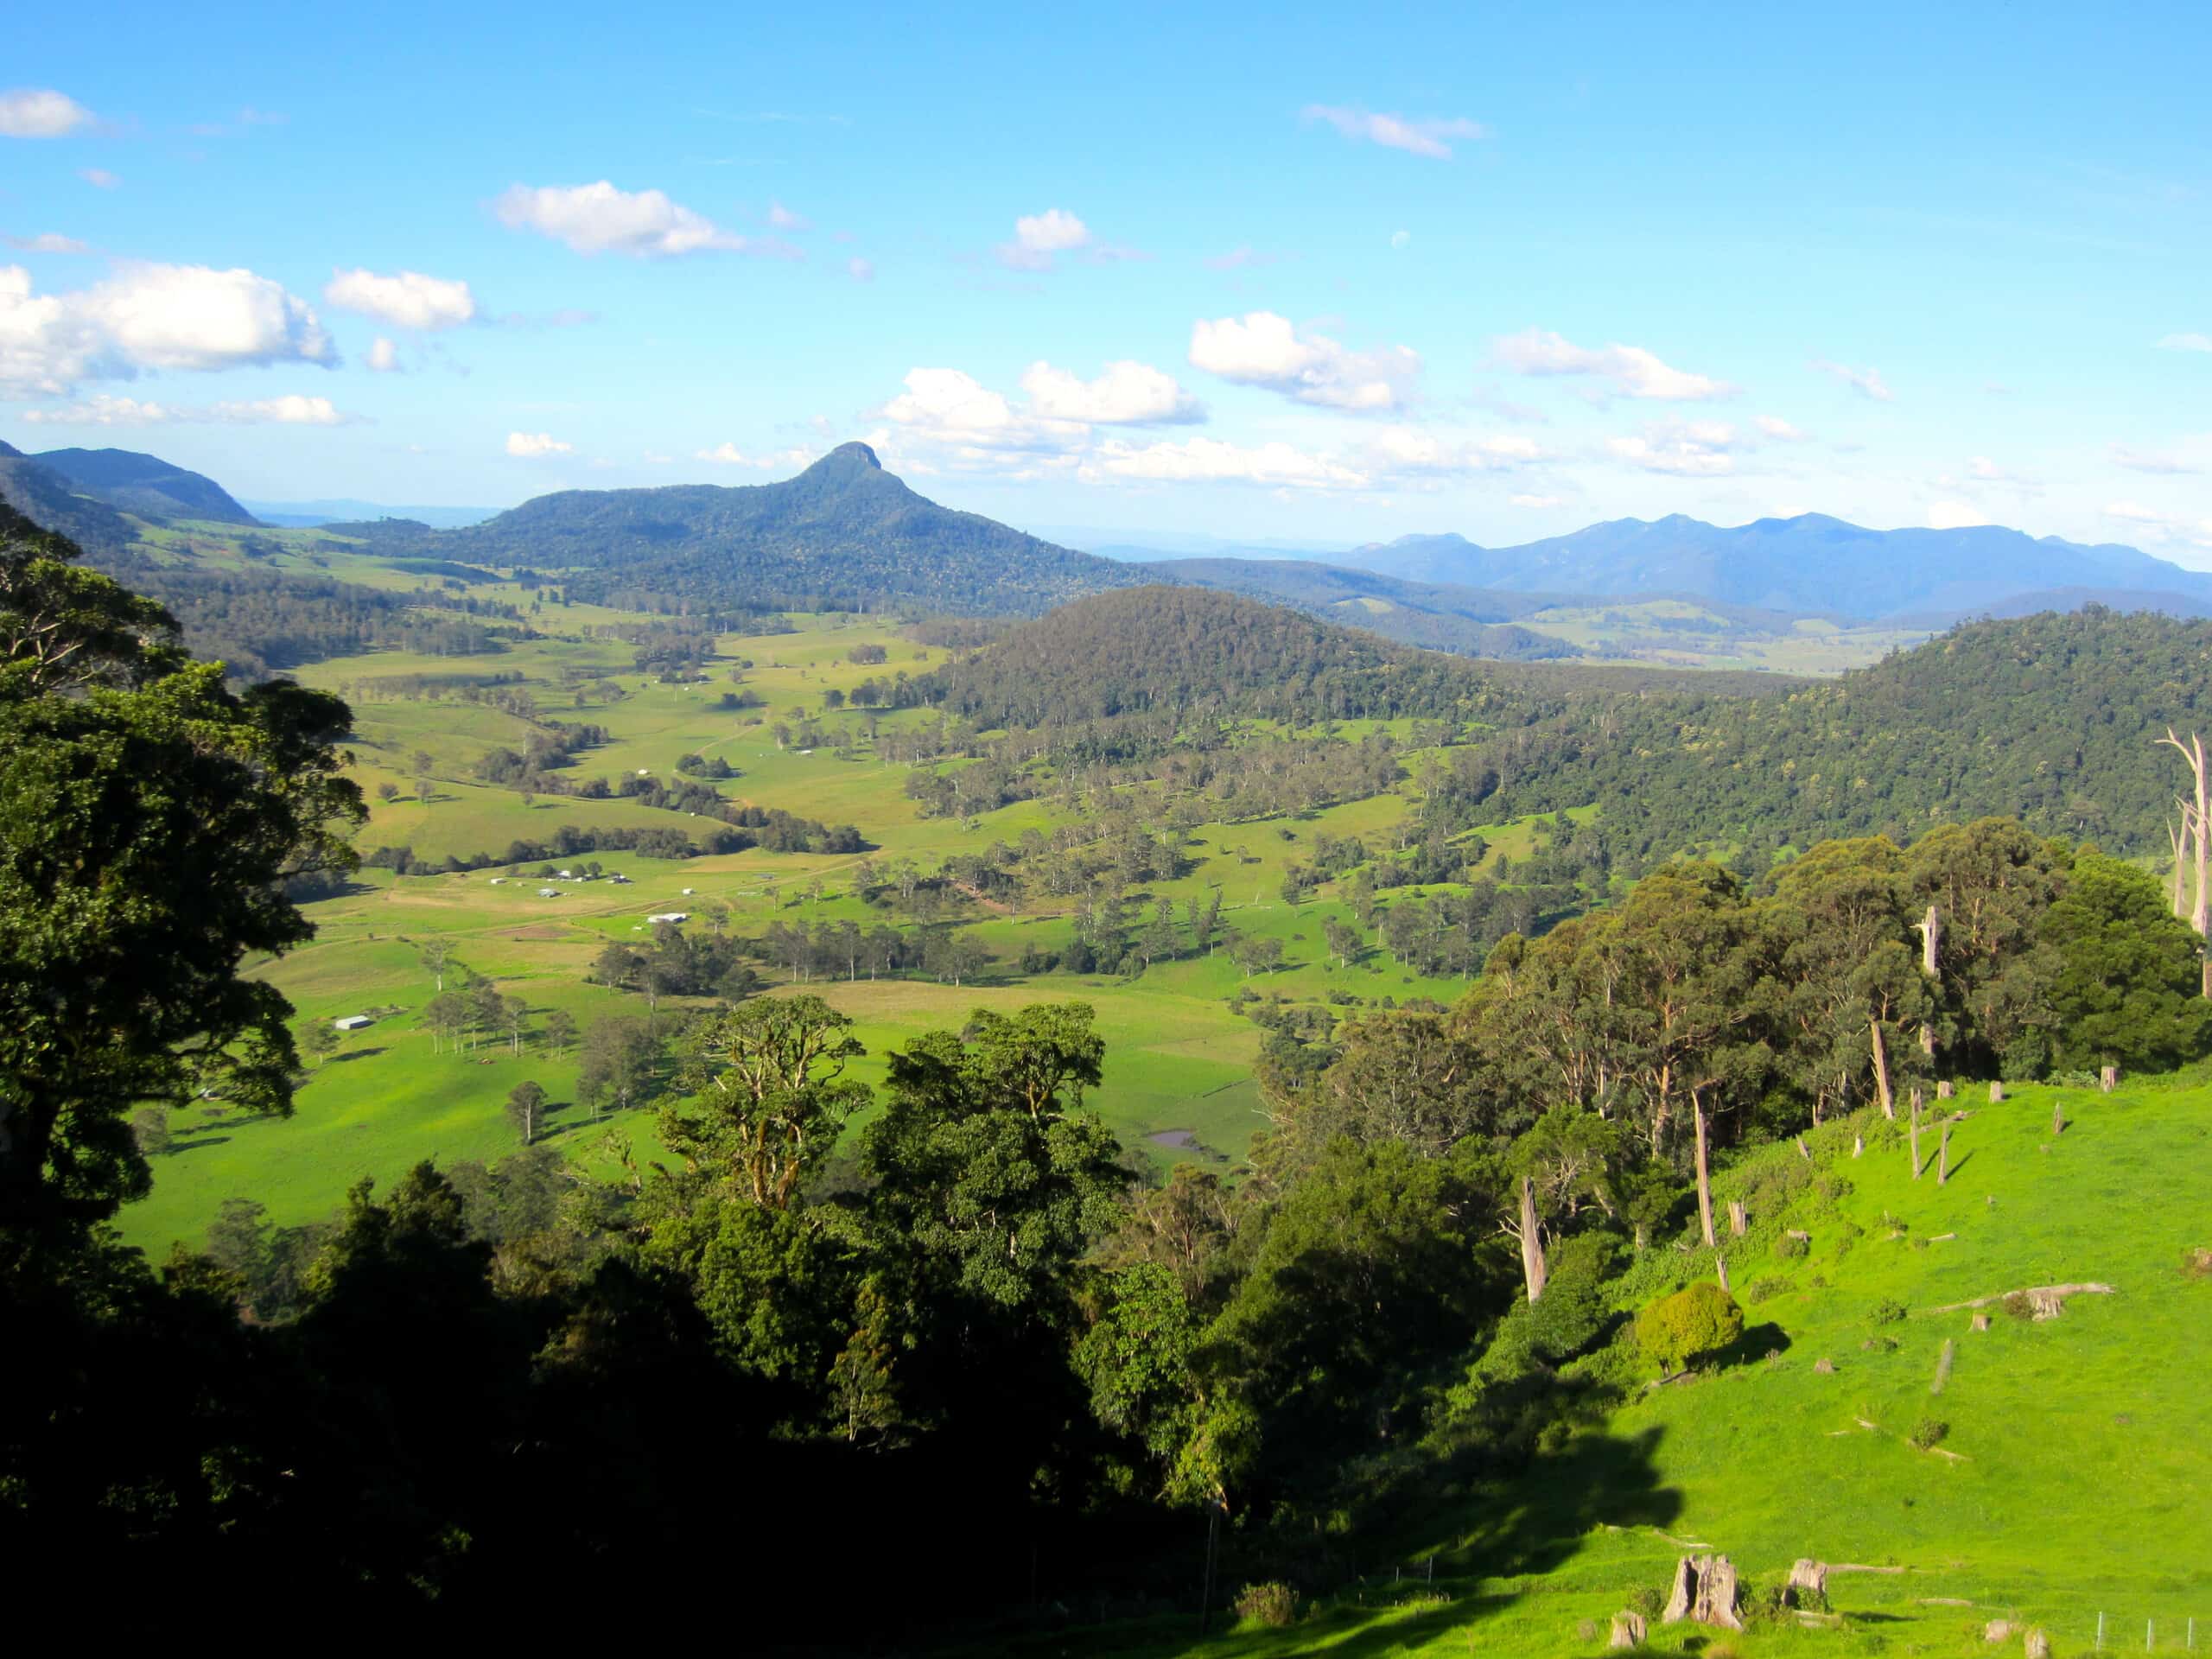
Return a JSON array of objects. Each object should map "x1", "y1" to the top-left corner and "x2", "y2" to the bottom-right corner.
[{"x1": 31, "y1": 446, "x2": 259, "y2": 524}]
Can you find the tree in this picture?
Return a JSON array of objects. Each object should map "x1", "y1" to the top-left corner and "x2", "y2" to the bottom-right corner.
[
  {"x1": 419, "y1": 938, "x2": 453, "y2": 992},
  {"x1": 1323, "y1": 916, "x2": 1360, "y2": 969},
  {"x1": 576, "y1": 1015, "x2": 658, "y2": 1118},
  {"x1": 2041, "y1": 854, "x2": 2212, "y2": 1072},
  {"x1": 1635, "y1": 1282, "x2": 1744, "y2": 1376},
  {"x1": 543, "y1": 1008, "x2": 578, "y2": 1050},
  {"x1": 0, "y1": 505, "x2": 362, "y2": 1251},
  {"x1": 663, "y1": 995, "x2": 868, "y2": 1208},
  {"x1": 592, "y1": 943, "x2": 639, "y2": 993},
  {"x1": 505, "y1": 1080, "x2": 548, "y2": 1145},
  {"x1": 299, "y1": 1020, "x2": 341, "y2": 1070},
  {"x1": 377, "y1": 781, "x2": 399, "y2": 804},
  {"x1": 416, "y1": 779, "x2": 435, "y2": 806},
  {"x1": 422, "y1": 990, "x2": 468, "y2": 1056}
]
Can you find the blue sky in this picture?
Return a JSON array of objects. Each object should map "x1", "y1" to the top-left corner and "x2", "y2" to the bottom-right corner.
[{"x1": 6, "y1": 2, "x2": 2212, "y2": 560}]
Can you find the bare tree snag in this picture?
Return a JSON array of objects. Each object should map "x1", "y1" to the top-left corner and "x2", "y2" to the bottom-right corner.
[
  {"x1": 1693, "y1": 1090, "x2": 1716, "y2": 1249},
  {"x1": 2172, "y1": 813, "x2": 2191, "y2": 920},
  {"x1": 1727, "y1": 1199, "x2": 1747, "y2": 1237},
  {"x1": 2052, "y1": 1101, "x2": 2065, "y2": 1137},
  {"x1": 1937, "y1": 1120, "x2": 1952, "y2": 1185},
  {"x1": 1916, "y1": 902, "x2": 1942, "y2": 1056},
  {"x1": 1910, "y1": 1095, "x2": 1923, "y2": 1179},
  {"x1": 1795, "y1": 1135, "x2": 1812, "y2": 1162},
  {"x1": 1715, "y1": 1252, "x2": 1731, "y2": 1293},
  {"x1": 2100, "y1": 1065, "x2": 2118, "y2": 1093},
  {"x1": 1871, "y1": 1020, "x2": 1896, "y2": 1118},
  {"x1": 1937, "y1": 1079, "x2": 1953, "y2": 1100},
  {"x1": 2158, "y1": 728, "x2": 2212, "y2": 995},
  {"x1": 1989, "y1": 1081, "x2": 2004, "y2": 1103},
  {"x1": 1853, "y1": 1133, "x2": 1864, "y2": 1159},
  {"x1": 1517, "y1": 1174, "x2": 1548, "y2": 1303}
]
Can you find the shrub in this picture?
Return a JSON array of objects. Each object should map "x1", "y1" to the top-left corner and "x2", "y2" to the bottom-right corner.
[
  {"x1": 1232, "y1": 1582, "x2": 1298, "y2": 1628},
  {"x1": 1745, "y1": 1275, "x2": 1792, "y2": 1305},
  {"x1": 1869, "y1": 1297, "x2": 1907, "y2": 1326},
  {"x1": 1636, "y1": 1282, "x2": 1745, "y2": 1375},
  {"x1": 1775, "y1": 1233, "x2": 1808, "y2": 1260},
  {"x1": 2182, "y1": 1246, "x2": 2212, "y2": 1280},
  {"x1": 2001, "y1": 1291, "x2": 2035, "y2": 1322},
  {"x1": 1625, "y1": 1584, "x2": 1663, "y2": 1618},
  {"x1": 1909, "y1": 1416, "x2": 1949, "y2": 1451}
]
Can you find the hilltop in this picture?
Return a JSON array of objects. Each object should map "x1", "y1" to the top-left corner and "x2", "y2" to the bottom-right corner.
[
  {"x1": 1339, "y1": 513, "x2": 2212, "y2": 622},
  {"x1": 30, "y1": 446, "x2": 259, "y2": 525},
  {"x1": 444, "y1": 441, "x2": 1146, "y2": 616},
  {"x1": 0, "y1": 441, "x2": 137, "y2": 556}
]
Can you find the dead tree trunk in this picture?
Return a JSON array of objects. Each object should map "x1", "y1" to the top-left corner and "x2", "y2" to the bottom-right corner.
[
  {"x1": 1871, "y1": 1019, "x2": 1896, "y2": 1119},
  {"x1": 2100, "y1": 1065, "x2": 2118, "y2": 1093},
  {"x1": 1937, "y1": 1119, "x2": 1952, "y2": 1185},
  {"x1": 2051, "y1": 1101, "x2": 2064, "y2": 1137},
  {"x1": 1715, "y1": 1252, "x2": 1731, "y2": 1293},
  {"x1": 1693, "y1": 1090, "x2": 1716, "y2": 1249},
  {"x1": 1727, "y1": 1199, "x2": 1747, "y2": 1237},
  {"x1": 2158, "y1": 729, "x2": 2212, "y2": 996},
  {"x1": 1517, "y1": 1174, "x2": 1548, "y2": 1304},
  {"x1": 1916, "y1": 902, "x2": 1942, "y2": 1057},
  {"x1": 2172, "y1": 815, "x2": 2191, "y2": 920},
  {"x1": 1910, "y1": 1095, "x2": 1923, "y2": 1179}
]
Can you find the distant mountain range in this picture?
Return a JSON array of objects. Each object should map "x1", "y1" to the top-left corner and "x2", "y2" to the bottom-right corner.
[
  {"x1": 1333, "y1": 513, "x2": 2212, "y2": 622},
  {"x1": 242, "y1": 498, "x2": 500, "y2": 530}
]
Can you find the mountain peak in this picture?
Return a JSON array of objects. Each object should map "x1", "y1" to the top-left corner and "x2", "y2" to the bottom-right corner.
[{"x1": 811, "y1": 441, "x2": 883, "y2": 474}]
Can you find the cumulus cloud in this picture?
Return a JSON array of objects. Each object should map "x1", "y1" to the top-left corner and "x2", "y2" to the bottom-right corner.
[
  {"x1": 0, "y1": 89, "x2": 94, "y2": 138},
  {"x1": 1812, "y1": 359, "x2": 1893, "y2": 400},
  {"x1": 847, "y1": 256, "x2": 874, "y2": 283},
  {"x1": 695, "y1": 442, "x2": 817, "y2": 469},
  {"x1": 23, "y1": 391, "x2": 353, "y2": 425},
  {"x1": 505, "y1": 430, "x2": 573, "y2": 457},
  {"x1": 6, "y1": 233, "x2": 89, "y2": 254},
  {"x1": 877, "y1": 366, "x2": 1087, "y2": 458},
  {"x1": 1189, "y1": 311, "x2": 1421, "y2": 410},
  {"x1": 1755, "y1": 415, "x2": 1809, "y2": 441},
  {"x1": 1300, "y1": 105, "x2": 1484, "y2": 160},
  {"x1": 2156, "y1": 332, "x2": 2212, "y2": 353},
  {"x1": 324, "y1": 267, "x2": 477, "y2": 330},
  {"x1": 79, "y1": 168, "x2": 119, "y2": 190},
  {"x1": 1361, "y1": 424, "x2": 1547, "y2": 476},
  {"x1": 1086, "y1": 435, "x2": 1369, "y2": 491},
  {"x1": 0, "y1": 260, "x2": 334, "y2": 395},
  {"x1": 495, "y1": 181, "x2": 791, "y2": 258},
  {"x1": 1926, "y1": 499, "x2": 1988, "y2": 530},
  {"x1": 1606, "y1": 417, "x2": 1742, "y2": 476},
  {"x1": 366, "y1": 336, "x2": 400, "y2": 372},
  {"x1": 766, "y1": 200, "x2": 811, "y2": 232},
  {"x1": 1019, "y1": 359, "x2": 1203, "y2": 425},
  {"x1": 1493, "y1": 328, "x2": 1734, "y2": 402},
  {"x1": 996, "y1": 207, "x2": 1092, "y2": 272}
]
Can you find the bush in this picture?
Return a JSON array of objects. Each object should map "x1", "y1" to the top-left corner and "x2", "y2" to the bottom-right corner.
[
  {"x1": 2001, "y1": 1291, "x2": 2035, "y2": 1322},
  {"x1": 1775, "y1": 1232, "x2": 1808, "y2": 1260},
  {"x1": 2182, "y1": 1246, "x2": 2212, "y2": 1280},
  {"x1": 1636, "y1": 1282, "x2": 1745, "y2": 1375},
  {"x1": 1909, "y1": 1416, "x2": 1949, "y2": 1451},
  {"x1": 1625, "y1": 1584, "x2": 1663, "y2": 1618},
  {"x1": 1868, "y1": 1297, "x2": 1906, "y2": 1326},
  {"x1": 1745, "y1": 1275, "x2": 1791, "y2": 1305},
  {"x1": 1232, "y1": 1582, "x2": 1298, "y2": 1628}
]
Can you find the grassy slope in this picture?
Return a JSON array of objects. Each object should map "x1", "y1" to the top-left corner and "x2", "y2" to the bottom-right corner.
[{"x1": 1052, "y1": 1075, "x2": 2212, "y2": 1659}]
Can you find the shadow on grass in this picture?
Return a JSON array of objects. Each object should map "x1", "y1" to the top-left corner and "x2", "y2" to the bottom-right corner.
[
  {"x1": 328, "y1": 1046, "x2": 389, "y2": 1065},
  {"x1": 165, "y1": 1135, "x2": 232, "y2": 1155}
]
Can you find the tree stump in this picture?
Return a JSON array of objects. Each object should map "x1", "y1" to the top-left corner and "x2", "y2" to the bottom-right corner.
[
  {"x1": 1787, "y1": 1559, "x2": 1829, "y2": 1600},
  {"x1": 1814, "y1": 1356, "x2": 1835, "y2": 1374},
  {"x1": 1983, "y1": 1618, "x2": 2015, "y2": 1642},
  {"x1": 1661, "y1": 1555, "x2": 1745, "y2": 1630},
  {"x1": 1715, "y1": 1254, "x2": 1732, "y2": 1293},
  {"x1": 1970, "y1": 1313, "x2": 1991, "y2": 1332},
  {"x1": 2024, "y1": 1630, "x2": 2050, "y2": 1658},
  {"x1": 2051, "y1": 1102, "x2": 2064, "y2": 1136},
  {"x1": 1608, "y1": 1611, "x2": 1646, "y2": 1649},
  {"x1": 2100, "y1": 1065, "x2": 2118, "y2": 1093},
  {"x1": 1937, "y1": 1079, "x2": 1954, "y2": 1100},
  {"x1": 1853, "y1": 1134, "x2": 1864, "y2": 1158},
  {"x1": 1989, "y1": 1081, "x2": 2005, "y2": 1103},
  {"x1": 1727, "y1": 1200, "x2": 1747, "y2": 1237}
]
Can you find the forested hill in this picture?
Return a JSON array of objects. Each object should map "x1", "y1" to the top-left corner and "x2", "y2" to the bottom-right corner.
[
  {"x1": 29, "y1": 447, "x2": 259, "y2": 525},
  {"x1": 921, "y1": 584, "x2": 1790, "y2": 730},
  {"x1": 444, "y1": 442, "x2": 1145, "y2": 616},
  {"x1": 1452, "y1": 605, "x2": 2212, "y2": 867},
  {"x1": 0, "y1": 442, "x2": 138, "y2": 556}
]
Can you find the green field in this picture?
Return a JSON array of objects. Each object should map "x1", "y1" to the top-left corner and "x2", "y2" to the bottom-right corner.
[
  {"x1": 120, "y1": 584, "x2": 1503, "y2": 1255},
  {"x1": 1015, "y1": 1073, "x2": 2212, "y2": 1658}
]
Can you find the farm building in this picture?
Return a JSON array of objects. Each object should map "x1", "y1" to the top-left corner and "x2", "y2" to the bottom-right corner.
[
  {"x1": 645, "y1": 912, "x2": 690, "y2": 925},
  {"x1": 538, "y1": 887, "x2": 563, "y2": 897},
  {"x1": 334, "y1": 1015, "x2": 373, "y2": 1032}
]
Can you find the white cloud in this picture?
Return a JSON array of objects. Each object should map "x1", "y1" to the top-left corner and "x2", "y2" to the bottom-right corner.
[
  {"x1": 1493, "y1": 328, "x2": 1734, "y2": 402},
  {"x1": 1965, "y1": 454, "x2": 2037, "y2": 485},
  {"x1": 1362, "y1": 424, "x2": 1547, "y2": 476},
  {"x1": 0, "y1": 260, "x2": 334, "y2": 395},
  {"x1": 996, "y1": 207, "x2": 1091, "y2": 271},
  {"x1": 1389, "y1": 229, "x2": 1412, "y2": 251},
  {"x1": 495, "y1": 181, "x2": 789, "y2": 258},
  {"x1": 505, "y1": 430, "x2": 573, "y2": 457},
  {"x1": 366, "y1": 335, "x2": 400, "y2": 372},
  {"x1": 2105, "y1": 501, "x2": 2212, "y2": 545},
  {"x1": 2156, "y1": 332, "x2": 2212, "y2": 353},
  {"x1": 766, "y1": 200, "x2": 811, "y2": 232},
  {"x1": 1300, "y1": 105, "x2": 1484, "y2": 160},
  {"x1": 695, "y1": 442, "x2": 817, "y2": 469},
  {"x1": 1510, "y1": 493, "x2": 1565, "y2": 509},
  {"x1": 1087, "y1": 435, "x2": 1369, "y2": 490},
  {"x1": 1019, "y1": 359, "x2": 1203, "y2": 425},
  {"x1": 1755, "y1": 415, "x2": 1809, "y2": 442},
  {"x1": 1812, "y1": 359, "x2": 1893, "y2": 400},
  {"x1": 79, "y1": 168, "x2": 119, "y2": 190},
  {"x1": 876, "y1": 367, "x2": 1088, "y2": 461},
  {"x1": 1926, "y1": 499, "x2": 1988, "y2": 530},
  {"x1": 1606, "y1": 418, "x2": 1742, "y2": 476},
  {"x1": 0, "y1": 89, "x2": 94, "y2": 138},
  {"x1": 324, "y1": 267, "x2": 477, "y2": 330},
  {"x1": 23, "y1": 391, "x2": 353, "y2": 425},
  {"x1": 2111, "y1": 435, "x2": 2211, "y2": 475},
  {"x1": 1189, "y1": 310, "x2": 1421, "y2": 410},
  {"x1": 847, "y1": 256, "x2": 874, "y2": 283},
  {"x1": 5, "y1": 233, "x2": 89, "y2": 254}
]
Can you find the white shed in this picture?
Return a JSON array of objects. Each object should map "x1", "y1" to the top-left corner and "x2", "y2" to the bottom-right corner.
[
  {"x1": 334, "y1": 1015, "x2": 373, "y2": 1032},
  {"x1": 646, "y1": 912, "x2": 690, "y2": 925}
]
